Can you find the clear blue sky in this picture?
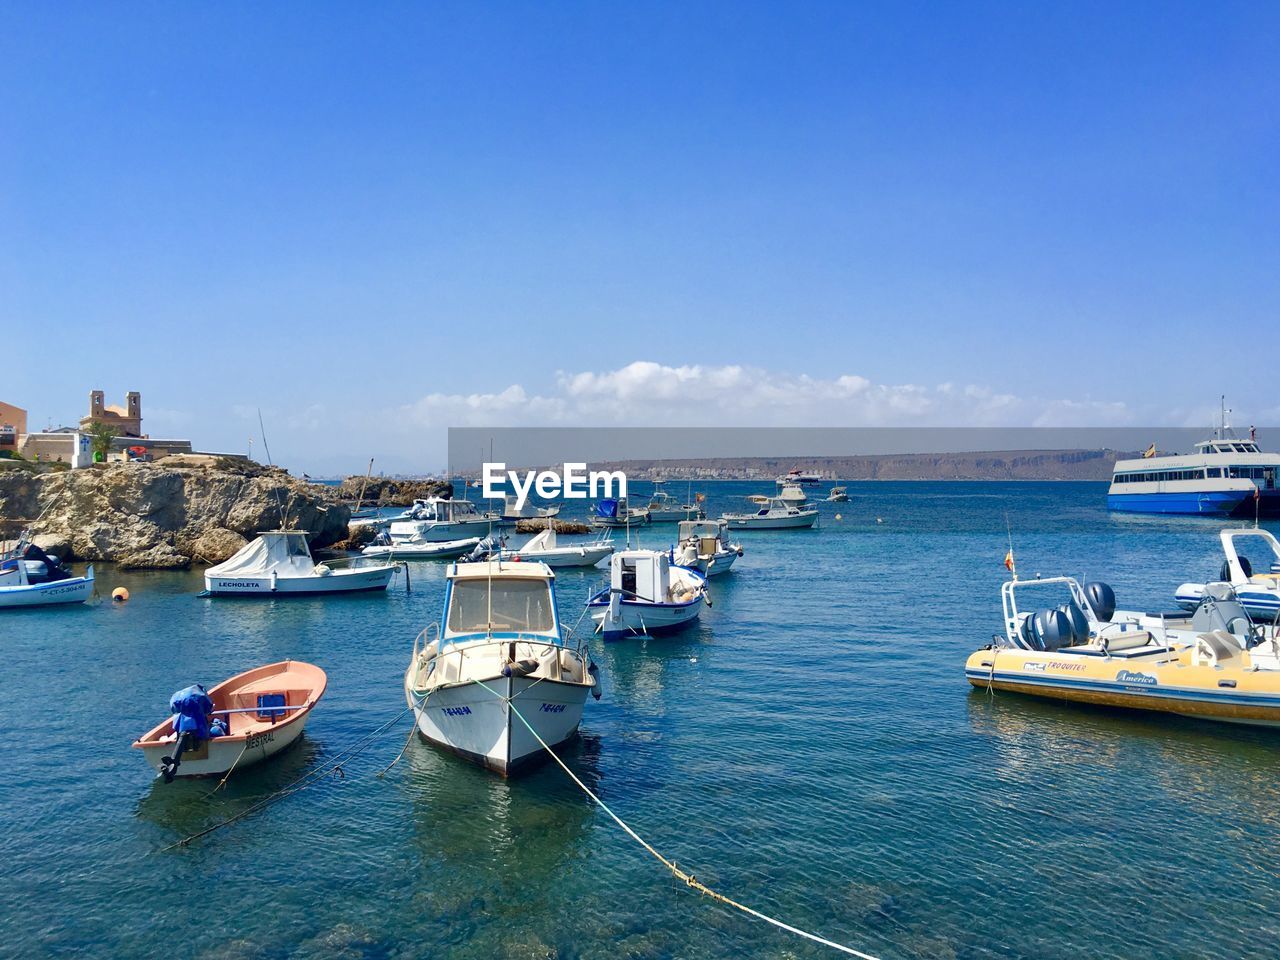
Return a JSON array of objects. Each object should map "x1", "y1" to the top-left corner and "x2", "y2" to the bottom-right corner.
[{"x1": 2, "y1": 3, "x2": 1276, "y2": 473}]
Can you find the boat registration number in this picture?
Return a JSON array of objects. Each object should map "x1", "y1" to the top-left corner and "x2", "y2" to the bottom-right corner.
[
  {"x1": 540, "y1": 703, "x2": 566, "y2": 713},
  {"x1": 442, "y1": 706, "x2": 472, "y2": 717}
]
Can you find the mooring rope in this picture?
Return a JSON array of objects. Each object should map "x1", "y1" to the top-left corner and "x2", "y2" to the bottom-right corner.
[
  {"x1": 159, "y1": 703, "x2": 415, "y2": 852},
  {"x1": 472, "y1": 677, "x2": 882, "y2": 960}
]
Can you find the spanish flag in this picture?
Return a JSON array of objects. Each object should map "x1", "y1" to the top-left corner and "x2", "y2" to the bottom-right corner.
[
  {"x1": 695, "y1": 492, "x2": 706, "y2": 503},
  {"x1": 1004, "y1": 550, "x2": 1016, "y2": 577},
  {"x1": 1142, "y1": 443, "x2": 1157, "y2": 459}
]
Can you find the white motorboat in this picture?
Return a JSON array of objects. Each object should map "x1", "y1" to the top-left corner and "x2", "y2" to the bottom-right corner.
[
  {"x1": 591, "y1": 497, "x2": 651, "y2": 528},
  {"x1": 404, "y1": 560, "x2": 599, "y2": 775},
  {"x1": 722, "y1": 496, "x2": 819, "y2": 530},
  {"x1": 0, "y1": 532, "x2": 94, "y2": 609},
  {"x1": 1175, "y1": 529, "x2": 1280, "y2": 620},
  {"x1": 643, "y1": 482, "x2": 704, "y2": 523},
  {"x1": 489, "y1": 527, "x2": 614, "y2": 569},
  {"x1": 387, "y1": 497, "x2": 498, "y2": 542},
  {"x1": 778, "y1": 469, "x2": 822, "y2": 486},
  {"x1": 670, "y1": 519, "x2": 742, "y2": 576},
  {"x1": 362, "y1": 536, "x2": 481, "y2": 561},
  {"x1": 204, "y1": 530, "x2": 398, "y2": 596},
  {"x1": 587, "y1": 550, "x2": 708, "y2": 639},
  {"x1": 496, "y1": 493, "x2": 562, "y2": 524},
  {"x1": 826, "y1": 486, "x2": 850, "y2": 502}
]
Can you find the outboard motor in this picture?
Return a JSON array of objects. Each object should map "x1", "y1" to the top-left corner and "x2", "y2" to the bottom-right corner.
[
  {"x1": 1084, "y1": 582, "x2": 1116, "y2": 623},
  {"x1": 1220, "y1": 557, "x2": 1253, "y2": 582},
  {"x1": 161, "y1": 684, "x2": 214, "y2": 783},
  {"x1": 1031, "y1": 609, "x2": 1073, "y2": 652},
  {"x1": 1058, "y1": 601, "x2": 1090, "y2": 645},
  {"x1": 22, "y1": 543, "x2": 71, "y2": 582}
]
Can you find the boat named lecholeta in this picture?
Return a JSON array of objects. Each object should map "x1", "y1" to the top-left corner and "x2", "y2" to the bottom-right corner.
[
  {"x1": 966, "y1": 575, "x2": 1280, "y2": 727},
  {"x1": 204, "y1": 530, "x2": 397, "y2": 595},
  {"x1": 405, "y1": 560, "x2": 599, "y2": 775}
]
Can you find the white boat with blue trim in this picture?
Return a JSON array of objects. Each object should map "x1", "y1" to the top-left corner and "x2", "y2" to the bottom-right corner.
[
  {"x1": 966, "y1": 573, "x2": 1280, "y2": 727},
  {"x1": 587, "y1": 549, "x2": 708, "y2": 639},
  {"x1": 1175, "y1": 529, "x2": 1280, "y2": 620},
  {"x1": 670, "y1": 519, "x2": 742, "y2": 577},
  {"x1": 404, "y1": 560, "x2": 598, "y2": 775},
  {"x1": 0, "y1": 532, "x2": 94, "y2": 608},
  {"x1": 722, "y1": 496, "x2": 818, "y2": 530}
]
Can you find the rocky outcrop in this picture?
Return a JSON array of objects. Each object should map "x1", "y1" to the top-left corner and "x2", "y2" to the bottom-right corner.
[
  {"x1": 515, "y1": 517, "x2": 590, "y2": 534},
  {"x1": 0, "y1": 462, "x2": 349, "y2": 569},
  {"x1": 327, "y1": 476, "x2": 453, "y2": 507}
]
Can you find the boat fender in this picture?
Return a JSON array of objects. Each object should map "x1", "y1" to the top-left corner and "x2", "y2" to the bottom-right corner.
[
  {"x1": 314, "y1": 563, "x2": 332, "y2": 576},
  {"x1": 588, "y1": 661, "x2": 602, "y2": 699},
  {"x1": 1084, "y1": 582, "x2": 1116, "y2": 623},
  {"x1": 209, "y1": 718, "x2": 229, "y2": 738},
  {"x1": 502, "y1": 658, "x2": 540, "y2": 678}
]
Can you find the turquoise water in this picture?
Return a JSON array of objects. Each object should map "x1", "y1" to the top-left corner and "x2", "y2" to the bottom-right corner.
[{"x1": 5, "y1": 481, "x2": 1280, "y2": 959}]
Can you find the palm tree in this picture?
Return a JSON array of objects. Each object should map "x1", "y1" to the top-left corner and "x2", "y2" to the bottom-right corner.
[{"x1": 87, "y1": 421, "x2": 117, "y2": 462}]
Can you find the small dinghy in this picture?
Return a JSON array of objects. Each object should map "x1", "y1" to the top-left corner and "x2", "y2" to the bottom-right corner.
[
  {"x1": 133, "y1": 660, "x2": 327, "y2": 781},
  {"x1": 362, "y1": 535, "x2": 481, "y2": 561},
  {"x1": 1175, "y1": 529, "x2": 1280, "y2": 620},
  {"x1": 670, "y1": 519, "x2": 742, "y2": 576},
  {"x1": 204, "y1": 530, "x2": 397, "y2": 596},
  {"x1": 587, "y1": 549, "x2": 708, "y2": 639},
  {"x1": 826, "y1": 486, "x2": 850, "y2": 502},
  {"x1": 405, "y1": 560, "x2": 599, "y2": 775},
  {"x1": 483, "y1": 527, "x2": 615, "y2": 568},
  {"x1": 0, "y1": 532, "x2": 94, "y2": 609}
]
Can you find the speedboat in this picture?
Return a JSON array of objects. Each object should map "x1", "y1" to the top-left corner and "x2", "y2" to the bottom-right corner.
[
  {"x1": 643, "y1": 482, "x2": 704, "y2": 523},
  {"x1": 670, "y1": 519, "x2": 742, "y2": 576},
  {"x1": 388, "y1": 497, "x2": 499, "y2": 542},
  {"x1": 362, "y1": 536, "x2": 481, "y2": 561},
  {"x1": 591, "y1": 497, "x2": 650, "y2": 528},
  {"x1": 495, "y1": 493, "x2": 561, "y2": 524},
  {"x1": 587, "y1": 550, "x2": 708, "y2": 639},
  {"x1": 965, "y1": 574, "x2": 1280, "y2": 727},
  {"x1": 722, "y1": 496, "x2": 819, "y2": 530},
  {"x1": 826, "y1": 486, "x2": 849, "y2": 502},
  {"x1": 0, "y1": 532, "x2": 94, "y2": 608},
  {"x1": 483, "y1": 527, "x2": 614, "y2": 569},
  {"x1": 1175, "y1": 528, "x2": 1280, "y2": 620},
  {"x1": 404, "y1": 560, "x2": 599, "y2": 775},
  {"x1": 132, "y1": 660, "x2": 327, "y2": 781},
  {"x1": 204, "y1": 530, "x2": 398, "y2": 596}
]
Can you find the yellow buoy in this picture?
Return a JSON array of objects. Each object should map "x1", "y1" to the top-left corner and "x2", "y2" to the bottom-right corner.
[
  {"x1": 112, "y1": 587, "x2": 130, "y2": 602},
  {"x1": 834, "y1": 513, "x2": 842, "y2": 521}
]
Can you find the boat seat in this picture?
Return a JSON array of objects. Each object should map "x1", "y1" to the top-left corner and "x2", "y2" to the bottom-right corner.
[
  {"x1": 1196, "y1": 631, "x2": 1241, "y2": 664},
  {"x1": 1103, "y1": 631, "x2": 1153, "y2": 653},
  {"x1": 257, "y1": 693, "x2": 288, "y2": 722}
]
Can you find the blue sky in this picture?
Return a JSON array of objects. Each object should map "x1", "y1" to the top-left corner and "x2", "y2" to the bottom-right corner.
[{"x1": 2, "y1": 3, "x2": 1277, "y2": 473}]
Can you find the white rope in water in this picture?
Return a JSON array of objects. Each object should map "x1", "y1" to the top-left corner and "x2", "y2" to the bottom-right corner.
[{"x1": 473, "y1": 678, "x2": 882, "y2": 960}]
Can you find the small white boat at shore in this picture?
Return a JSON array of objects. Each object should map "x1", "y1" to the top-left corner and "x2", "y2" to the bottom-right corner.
[
  {"x1": 496, "y1": 494, "x2": 561, "y2": 524},
  {"x1": 405, "y1": 560, "x2": 598, "y2": 775},
  {"x1": 670, "y1": 519, "x2": 742, "y2": 576},
  {"x1": 362, "y1": 536, "x2": 481, "y2": 561},
  {"x1": 204, "y1": 530, "x2": 397, "y2": 596},
  {"x1": 1176, "y1": 529, "x2": 1280, "y2": 620},
  {"x1": 387, "y1": 497, "x2": 498, "y2": 542},
  {"x1": 587, "y1": 550, "x2": 708, "y2": 639},
  {"x1": 644, "y1": 482, "x2": 704, "y2": 523},
  {"x1": 488, "y1": 527, "x2": 615, "y2": 568},
  {"x1": 132, "y1": 660, "x2": 327, "y2": 781},
  {"x1": 722, "y1": 496, "x2": 819, "y2": 530},
  {"x1": 0, "y1": 533, "x2": 94, "y2": 609}
]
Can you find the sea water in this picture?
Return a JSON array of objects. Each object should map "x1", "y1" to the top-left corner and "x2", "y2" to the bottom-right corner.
[{"x1": 4, "y1": 481, "x2": 1279, "y2": 959}]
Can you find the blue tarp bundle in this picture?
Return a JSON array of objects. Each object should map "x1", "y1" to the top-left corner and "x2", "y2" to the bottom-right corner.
[
  {"x1": 594, "y1": 499, "x2": 619, "y2": 519},
  {"x1": 170, "y1": 684, "x2": 214, "y2": 740}
]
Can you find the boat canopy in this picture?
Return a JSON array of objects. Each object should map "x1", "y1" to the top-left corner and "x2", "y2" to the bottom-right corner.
[
  {"x1": 594, "y1": 499, "x2": 620, "y2": 519},
  {"x1": 442, "y1": 562, "x2": 559, "y2": 640},
  {"x1": 677, "y1": 519, "x2": 725, "y2": 540},
  {"x1": 206, "y1": 532, "x2": 315, "y2": 577}
]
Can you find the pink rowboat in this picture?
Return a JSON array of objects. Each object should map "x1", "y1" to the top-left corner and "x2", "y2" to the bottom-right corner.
[{"x1": 132, "y1": 660, "x2": 327, "y2": 781}]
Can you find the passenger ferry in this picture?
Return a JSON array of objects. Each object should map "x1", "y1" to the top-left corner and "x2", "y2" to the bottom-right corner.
[{"x1": 1108, "y1": 401, "x2": 1278, "y2": 517}]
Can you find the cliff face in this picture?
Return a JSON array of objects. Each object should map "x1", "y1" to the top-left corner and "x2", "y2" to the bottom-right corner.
[
  {"x1": 0, "y1": 462, "x2": 349, "y2": 569},
  {"x1": 328, "y1": 476, "x2": 454, "y2": 506}
]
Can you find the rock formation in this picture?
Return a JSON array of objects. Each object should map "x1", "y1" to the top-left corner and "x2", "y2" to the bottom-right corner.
[{"x1": 0, "y1": 461, "x2": 349, "y2": 569}]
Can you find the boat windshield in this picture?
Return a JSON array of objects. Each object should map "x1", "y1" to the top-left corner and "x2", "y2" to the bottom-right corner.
[{"x1": 447, "y1": 579, "x2": 556, "y2": 636}]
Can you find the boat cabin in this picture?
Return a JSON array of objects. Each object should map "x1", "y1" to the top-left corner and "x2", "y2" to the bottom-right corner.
[
  {"x1": 610, "y1": 550, "x2": 676, "y2": 603},
  {"x1": 415, "y1": 497, "x2": 483, "y2": 521},
  {"x1": 441, "y1": 561, "x2": 561, "y2": 643}
]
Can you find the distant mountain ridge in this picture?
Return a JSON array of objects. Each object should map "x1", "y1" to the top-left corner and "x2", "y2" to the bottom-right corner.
[{"x1": 587, "y1": 449, "x2": 1138, "y2": 481}]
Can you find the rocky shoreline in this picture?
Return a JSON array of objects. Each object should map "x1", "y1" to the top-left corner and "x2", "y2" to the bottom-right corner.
[
  {"x1": 326, "y1": 476, "x2": 454, "y2": 507},
  {"x1": 0, "y1": 456, "x2": 350, "y2": 569}
]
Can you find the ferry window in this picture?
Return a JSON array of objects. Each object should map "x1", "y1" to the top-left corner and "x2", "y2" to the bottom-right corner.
[{"x1": 448, "y1": 579, "x2": 554, "y2": 633}]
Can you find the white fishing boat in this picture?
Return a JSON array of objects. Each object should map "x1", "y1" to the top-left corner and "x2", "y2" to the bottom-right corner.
[
  {"x1": 591, "y1": 497, "x2": 651, "y2": 528},
  {"x1": 722, "y1": 496, "x2": 819, "y2": 530},
  {"x1": 496, "y1": 493, "x2": 561, "y2": 524},
  {"x1": 670, "y1": 519, "x2": 742, "y2": 576},
  {"x1": 643, "y1": 481, "x2": 704, "y2": 522},
  {"x1": 404, "y1": 560, "x2": 598, "y2": 775},
  {"x1": 132, "y1": 660, "x2": 327, "y2": 781},
  {"x1": 826, "y1": 486, "x2": 850, "y2": 502},
  {"x1": 587, "y1": 550, "x2": 708, "y2": 639},
  {"x1": 1175, "y1": 529, "x2": 1280, "y2": 620},
  {"x1": 489, "y1": 527, "x2": 615, "y2": 568},
  {"x1": 0, "y1": 532, "x2": 94, "y2": 608},
  {"x1": 387, "y1": 497, "x2": 498, "y2": 542},
  {"x1": 362, "y1": 536, "x2": 481, "y2": 561},
  {"x1": 204, "y1": 530, "x2": 397, "y2": 596}
]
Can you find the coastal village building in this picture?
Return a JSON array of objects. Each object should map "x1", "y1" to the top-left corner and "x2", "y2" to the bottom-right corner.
[
  {"x1": 80, "y1": 390, "x2": 142, "y2": 438},
  {"x1": 10, "y1": 390, "x2": 193, "y2": 465},
  {"x1": 0, "y1": 400, "x2": 26, "y2": 453}
]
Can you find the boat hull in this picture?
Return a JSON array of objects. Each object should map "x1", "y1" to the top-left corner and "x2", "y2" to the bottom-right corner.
[
  {"x1": 136, "y1": 715, "x2": 311, "y2": 777},
  {"x1": 1106, "y1": 491, "x2": 1251, "y2": 516},
  {"x1": 965, "y1": 650, "x2": 1280, "y2": 727},
  {"x1": 680, "y1": 551, "x2": 738, "y2": 576},
  {"x1": 723, "y1": 511, "x2": 818, "y2": 530},
  {"x1": 204, "y1": 565, "x2": 394, "y2": 596},
  {"x1": 588, "y1": 597, "x2": 702, "y2": 639},
  {"x1": 406, "y1": 674, "x2": 589, "y2": 775},
  {"x1": 362, "y1": 538, "x2": 479, "y2": 560},
  {"x1": 0, "y1": 573, "x2": 94, "y2": 608},
  {"x1": 503, "y1": 545, "x2": 613, "y2": 568},
  {"x1": 1175, "y1": 582, "x2": 1280, "y2": 619}
]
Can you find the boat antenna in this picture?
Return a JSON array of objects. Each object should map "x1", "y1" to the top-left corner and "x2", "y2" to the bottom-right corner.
[{"x1": 257, "y1": 408, "x2": 290, "y2": 529}]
